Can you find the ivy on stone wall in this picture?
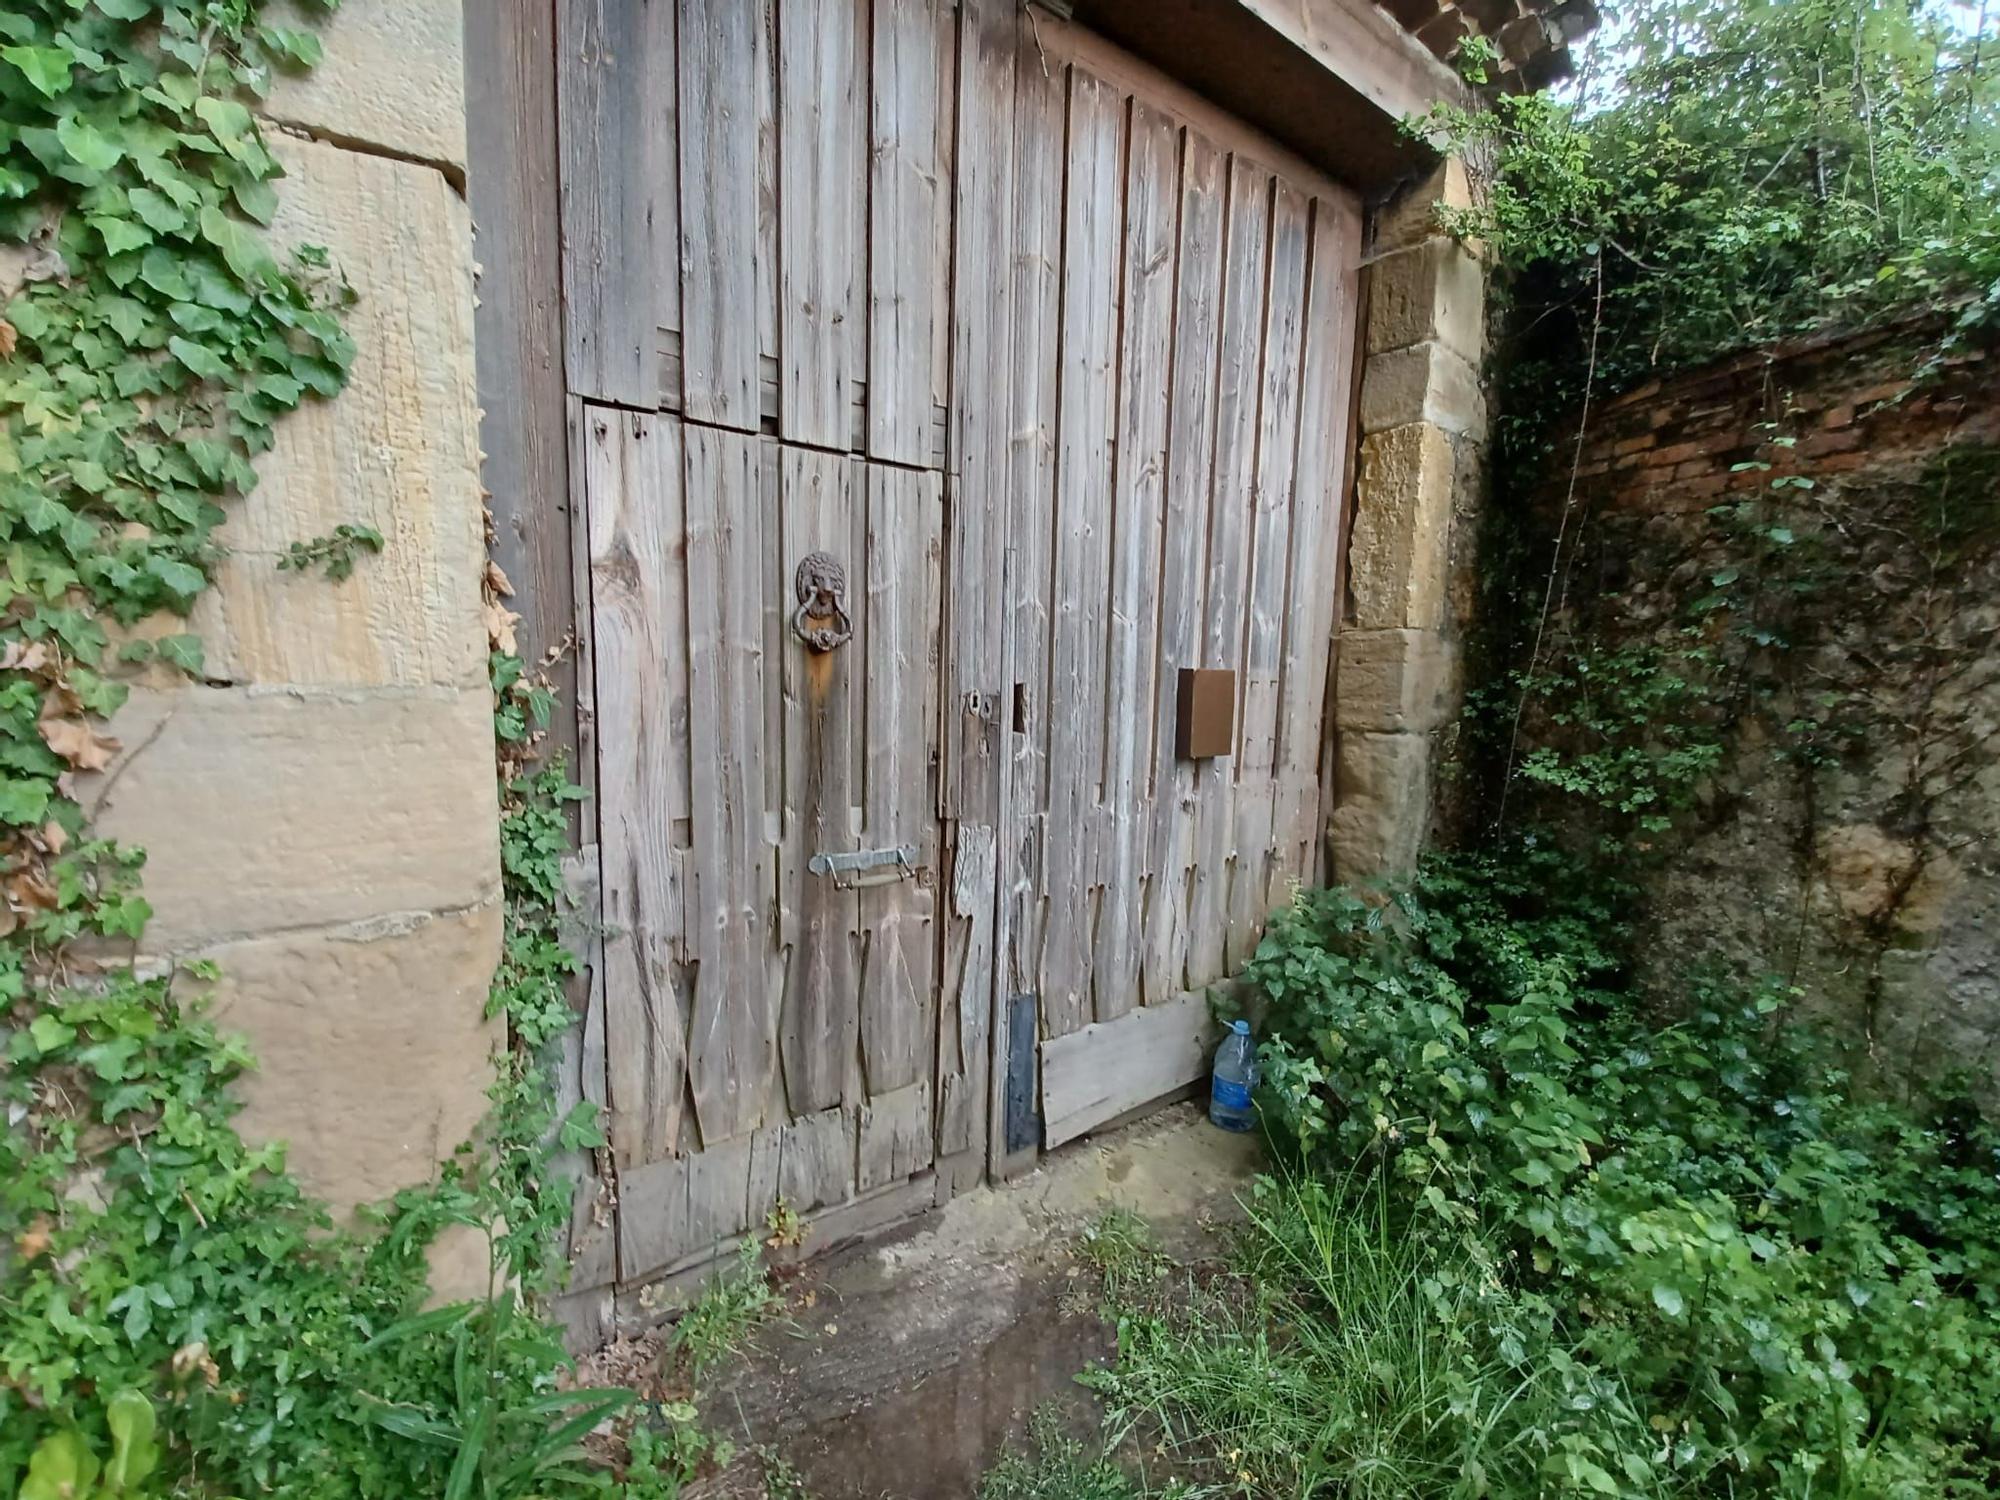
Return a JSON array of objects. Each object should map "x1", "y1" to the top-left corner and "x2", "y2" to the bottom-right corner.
[{"x1": 0, "y1": 7, "x2": 663, "y2": 1496}]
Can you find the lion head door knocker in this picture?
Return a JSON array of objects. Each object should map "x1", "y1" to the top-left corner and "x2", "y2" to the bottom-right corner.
[{"x1": 791, "y1": 551, "x2": 853, "y2": 654}]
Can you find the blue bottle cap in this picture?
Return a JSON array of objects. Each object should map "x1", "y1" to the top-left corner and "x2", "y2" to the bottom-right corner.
[{"x1": 1231, "y1": 1019, "x2": 1251, "y2": 1036}]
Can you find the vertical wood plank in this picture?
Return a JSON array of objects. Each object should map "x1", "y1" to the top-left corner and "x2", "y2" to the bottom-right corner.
[
  {"x1": 778, "y1": 446, "x2": 862, "y2": 1116},
  {"x1": 679, "y1": 0, "x2": 761, "y2": 426},
  {"x1": 1276, "y1": 196, "x2": 1362, "y2": 885},
  {"x1": 559, "y1": 0, "x2": 674, "y2": 407},
  {"x1": 1038, "y1": 67, "x2": 1122, "y2": 1041},
  {"x1": 468, "y1": 0, "x2": 576, "y2": 763},
  {"x1": 936, "y1": 0, "x2": 1017, "y2": 1192},
  {"x1": 1185, "y1": 158, "x2": 1271, "y2": 989},
  {"x1": 587, "y1": 410, "x2": 693, "y2": 1168},
  {"x1": 778, "y1": 0, "x2": 860, "y2": 447},
  {"x1": 684, "y1": 426, "x2": 777, "y2": 1145},
  {"x1": 1093, "y1": 99, "x2": 1178, "y2": 1025},
  {"x1": 1229, "y1": 178, "x2": 1311, "y2": 965},
  {"x1": 859, "y1": 465, "x2": 942, "y2": 1097},
  {"x1": 1141, "y1": 128, "x2": 1225, "y2": 1008},
  {"x1": 1000, "y1": 38, "x2": 1064, "y2": 1040},
  {"x1": 867, "y1": 0, "x2": 943, "y2": 464}
]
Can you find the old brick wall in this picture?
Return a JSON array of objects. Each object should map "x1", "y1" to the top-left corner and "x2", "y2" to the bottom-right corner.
[
  {"x1": 1525, "y1": 316, "x2": 2000, "y2": 1100},
  {"x1": 75, "y1": 2, "x2": 499, "y2": 1288}
]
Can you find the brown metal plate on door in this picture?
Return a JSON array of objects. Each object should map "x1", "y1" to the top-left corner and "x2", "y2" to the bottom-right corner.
[{"x1": 1175, "y1": 668, "x2": 1235, "y2": 759}]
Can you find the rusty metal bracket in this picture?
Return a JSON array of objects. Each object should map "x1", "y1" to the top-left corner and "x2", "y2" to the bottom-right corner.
[
  {"x1": 791, "y1": 550, "x2": 853, "y2": 652},
  {"x1": 808, "y1": 844, "x2": 920, "y2": 890}
]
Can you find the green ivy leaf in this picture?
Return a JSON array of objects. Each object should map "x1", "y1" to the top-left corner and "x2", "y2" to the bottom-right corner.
[
  {"x1": 167, "y1": 334, "x2": 229, "y2": 382},
  {"x1": 1652, "y1": 1283, "x2": 1685, "y2": 1318},
  {"x1": 126, "y1": 185, "x2": 186, "y2": 234},
  {"x1": 28, "y1": 1013, "x2": 74, "y2": 1053},
  {"x1": 1, "y1": 45, "x2": 71, "y2": 99},
  {"x1": 157, "y1": 633, "x2": 204, "y2": 676},
  {"x1": 198, "y1": 203, "x2": 277, "y2": 286},
  {"x1": 89, "y1": 214, "x2": 151, "y2": 256},
  {"x1": 145, "y1": 554, "x2": 206, "y2": 602},
  {"x1": 55, "y1": 113, "x2": 123, "y2": 175},
  {"x1": 193, "y1": 95, "x2": 254, "y2": 154}
]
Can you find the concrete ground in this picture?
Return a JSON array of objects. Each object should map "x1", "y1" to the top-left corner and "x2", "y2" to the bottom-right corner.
[{"x1": 694, "y1": 1103, "x2": 1263, "y2": 1498}]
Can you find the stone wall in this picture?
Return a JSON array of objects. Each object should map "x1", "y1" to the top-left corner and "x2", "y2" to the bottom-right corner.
[
  {"x1": 1514, "y1": 318, "x2": 2000, "y2": 1101},
  {"x1": 1328, "y1": 160, "x2": 1489, "y2": 880},
  {"x1": 76, "y1": 3, "x2": 498, "y2": 1281}
]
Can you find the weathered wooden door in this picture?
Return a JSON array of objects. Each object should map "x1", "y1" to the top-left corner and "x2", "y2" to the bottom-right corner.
[
  {"x1": 559, "y1": 0, "x2": 956, "y2": 1297},
  {"x1": 553, "y1": 0, "x2": 1357, "y2": 1306},
  {"x1": 957, "y1": 14, "x2": 1364, "y2": 1167}
]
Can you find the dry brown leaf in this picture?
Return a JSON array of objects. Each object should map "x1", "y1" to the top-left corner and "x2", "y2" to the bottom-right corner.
[
  {"x1": 0, "y1": 320, "x2": 15, "y2": 360},
  {"x1": 485, "y1": 599, "x2": 519, "y2": 657},
  {"x1": 39, "y1": 715, "x2": 119, "y2": 772},
  {"x1": 485, "y1": 559, "x2": 515, "y2": 597},
  {"x1": 40, "y1": 819, "x2": 67, "y2": 855},
  {"x1": 15, "y1": 1216, "x2": 51, "y2": 1261},
  {"x1": 0, "y1": 639, "x2": 50, "y2": 674},
  {"x1": 9, "y1": 866, "x2": 58, "y2": 911}
]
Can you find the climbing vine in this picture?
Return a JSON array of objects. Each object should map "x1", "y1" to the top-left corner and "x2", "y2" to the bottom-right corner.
[{"x1": 0, "y1": 6, "x2": 673, "y2": 1496}]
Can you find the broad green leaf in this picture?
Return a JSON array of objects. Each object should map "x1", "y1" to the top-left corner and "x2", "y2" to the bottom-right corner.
[
  {"x1": 167, "y1": 335, "x2": 229, "y2": 381},
  {"x1": 145, "y1": 553, "x2": 206, "y2": 600},
  {"x1": 21, "y1": 1428, "x2": 99, "y2": 1500},
  {"x1": 199, "y1": 204, "x2": 277, "y2": 286},
  {"x1": 1, "y1": 45, "x2": 71, "y2": 98},
  {"x1": 193, "y1": 95, "x2": 254, "y2": 152},
  {"x1": 158, "y1": 633, "x2": 204, "y2": 675},
  {"x1": 0, "y1": 774, "x2": 51, "y2": 827},
  {"x1": 1652, "y1": 1283, "x2": 1685, "y2": 1318},
  {"x1": 56, "y1": 113, "x2": 123, "y2": 175},
  {"x1": 104, "y1": 1389, "x2": 160, "y2": 1488},
  {"x1": 29, "y1": 1012, "x2": 73, "y2": 1052},
  {"x1": 232, "y1": 174, "x2": 278, "y2": 225},
  {"x1": 89, "y1": 214, "x2": 152, "y2": 256},
  {"x1": 127, "y1": 185, "x2": 187, "y2": 234}
]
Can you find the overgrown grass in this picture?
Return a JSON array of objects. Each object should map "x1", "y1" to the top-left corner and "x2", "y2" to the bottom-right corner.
[
  {"x1": 1082, "y1": 1176, "x2": 1657, "y2": 1500},
  {"x1": 979, "y1": 1409, "x2": 1175, "y2": 1500},
  {"x1": 666, "y1": 1238, "x2": 784, "y2": 1379}
]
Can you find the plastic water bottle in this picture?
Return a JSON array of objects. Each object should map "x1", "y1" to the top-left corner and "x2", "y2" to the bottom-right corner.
[{"x1": 1209, "y1": 1019, "x2": 1259, "y2": 1132}]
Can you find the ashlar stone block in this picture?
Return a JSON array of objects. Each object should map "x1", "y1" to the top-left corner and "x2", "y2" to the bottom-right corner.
[
  {"x1": 193, "y1": 133, "x2": 485, "y2": 692},
  {"x1": 204, "y1": 898, "x2": 503, "y2": 1218},
  {"x1": 81, "y1": 686, "x2": 501, "y2": 954},
  {"x1": 1368, "y1": 238, "x2": 1486, "y2": 359},
  {"x1": 1360, "y1": 340, "x2": 1487, "y2": 439},
  {"x1": 1336, "y1": 628, "x2": 1458, "y2": 733},
  {"x1": 1349, "y1": 422, "x2": 1457, "y2": 631},
  {"x1": 1328, "y1": 731, "x2": 1433, "y2": 880},
  {"x1": 260, "y1": 0, "x2": 467, "y2": 173}
]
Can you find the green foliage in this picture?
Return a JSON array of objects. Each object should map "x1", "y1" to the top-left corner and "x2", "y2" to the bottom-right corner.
[
  {"x1": 1086, "y1": 1173, "x2": 1660, "y2": 1498},
  {"x1": 275, "y1": 521, "x2": 383, "y2": 582},
  {"x1": 22, "y1": 1391, "x2": 161, "y2": 1500},
  {"x1": 0, "y1": 0, "x2": 357, "y2": 834},
  {"x1": 1427, "y1": 0, "x2": 2000, "y2": 395},
  {"x1": 1474, "y1": 643, "x2": 1724, "y2": 833},
  {"x1": 665, "y1": 1238, "x2": 782, "y2": 1380},
  {"x1": 0, "y1": 9, "x2": 698, "y2": 1493},
  {"x1": 1246, "y1": 851, "x2": 2000, "y2": 1497},
  {"x1": 979, "y1": 1409, "x2": 1169, "y2": 1500}
]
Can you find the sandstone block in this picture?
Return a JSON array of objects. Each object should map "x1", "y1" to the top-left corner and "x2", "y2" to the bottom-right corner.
[
  {"x1": 261, "y1": 0, "x2": 466, "y2": 172},
  {"x1": 194, "y1": 133, "x2": 485, "y2": 692},
  {"x1": 1336, "y1": 628, "x2": 1458, "y2": 733},
  {"x1": 82, "y1": 686, "x2": 501, "y2": 954},
  {"x1": 1349, "y1": 422, "x2": 1457, "y2": 630},
  {"x1": 1328, "y1": 731, "x2": 1432, "y2": 881},
  {"x1": 1360, "y1": 341, "x2": 1487, "y2": 439},
  {"x1": 204, "y1": 898, "x2": 502, "y2": 1223},
  {"x1": 1368, "y1": 239, "x2": 1486, "y2": 358}
]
